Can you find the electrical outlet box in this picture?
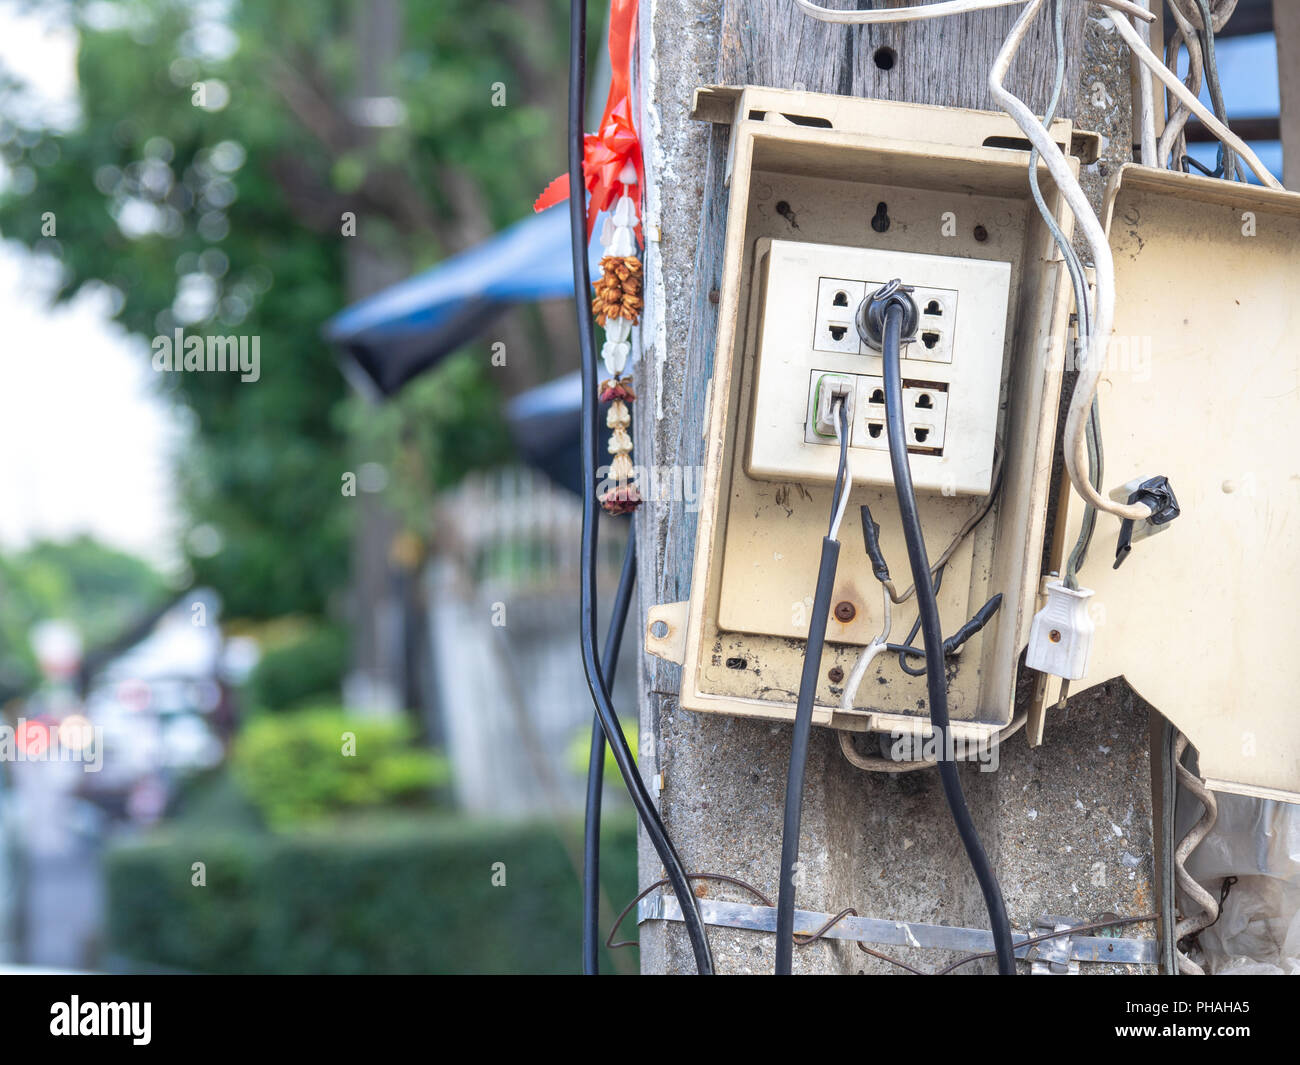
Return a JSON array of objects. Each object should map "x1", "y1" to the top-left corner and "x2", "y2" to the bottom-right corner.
[
  {"x1": 749, "y1": 241, "x2": 1010, "y2": 496},
  {"x1": 645, "y1": 86, "x2": 1088, "y2": 743}
]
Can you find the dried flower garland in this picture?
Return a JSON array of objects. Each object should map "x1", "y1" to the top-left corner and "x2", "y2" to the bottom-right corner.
[{"x1": 534, "y1": 0, "x2": 644, "y2": 514}]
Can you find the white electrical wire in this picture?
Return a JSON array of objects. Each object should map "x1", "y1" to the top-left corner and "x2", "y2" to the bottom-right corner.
[
  {"x1": 1108, "y1": 8, "x2": 1280, "y2": 188},
  {"x1": 837, "y1": 712, "x2": 1029, "y2": 773},
  {"x1": 989, "y1": 1, "x2": 1153, "y2": 521},
  {"x1": 1161, "y1": 0, "x2": 1240, "y2": 178},
  {"x1": 1135, "y1": 0, "x2": 1157, "y2": 165},
  {"x1": 793, "y1": 0, "x2": 1155, "y2": 24},
  {"x1": 1157, "y1": 13, "x2": 1205, "y2": 169},
  {"x1": 1169, "y1": 0, "x2": 1238, "y2": 33},
  {"x1": 830, "y1": 398, "x2": 853, "y2": 541},
  {"x1": 840, "y1": 583, "x2": 893, "y2": 711},
  {"x1": 1159, "y1": 1, "x2": 1238, "y2": 172}
]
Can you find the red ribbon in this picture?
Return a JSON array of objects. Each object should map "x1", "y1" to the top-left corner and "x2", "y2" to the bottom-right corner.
[{"x1": 534, "y1": 0, "x2": 643, "y2": 239}]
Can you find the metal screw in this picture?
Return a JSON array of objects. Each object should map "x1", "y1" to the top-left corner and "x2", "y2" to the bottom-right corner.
[
  {"x1": 834, "y1": 601, "x2": 856, "y2": 622},
  {"x1": 1049, "y1": 629, "x2": 1062, "y2": 643},
  {"x1": 973, "y1": 224, "x2": 989, "y2": 242},
  {"x1": 828, "y1": 666, "x2": 845, "y2": 684}
]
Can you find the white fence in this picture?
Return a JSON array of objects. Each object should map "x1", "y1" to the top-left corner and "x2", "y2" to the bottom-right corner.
[{"x1": 428, "y1": 467, "x2": 636, "y2": 816}]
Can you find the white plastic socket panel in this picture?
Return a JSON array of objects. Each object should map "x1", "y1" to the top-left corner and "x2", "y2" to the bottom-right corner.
[{"x1": 749, "y1": 240, "x2": 1012, "y2": 496}]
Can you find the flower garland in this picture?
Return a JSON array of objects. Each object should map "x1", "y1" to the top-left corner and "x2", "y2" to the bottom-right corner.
[{"x1": 535, "y1": 0, "x2": 644, "y2": 514}]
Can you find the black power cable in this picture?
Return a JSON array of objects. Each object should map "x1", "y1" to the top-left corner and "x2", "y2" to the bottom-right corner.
[
  {"x1": 875, "y1": 288, "x2": 1016, "y2": 975},
  {"x1": 583, "y1": 531, "x2": 637, "y2": 975},
  {"x1": 775, "y1": 400, "x2": 848, "y2": 975},
  {"x1": 567, "y1": 0, "x2": 714, "y2": 975}
]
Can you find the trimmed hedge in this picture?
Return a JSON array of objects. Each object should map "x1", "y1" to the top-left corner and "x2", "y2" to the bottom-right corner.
[
  {"x1": 105, "y1": 813, "x2": 638, "y2": 974},
  {"x1": 229, "y1": 708, "x2": 449, "y2": 828},
  {"x1": 244, "y1": 623, "x2": 347, "y2": 712}
]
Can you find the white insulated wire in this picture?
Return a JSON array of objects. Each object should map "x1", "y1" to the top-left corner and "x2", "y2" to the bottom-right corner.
[
  {"x1": 1157, "y1": 16, "x2": 1205, "y2": 169},
  {"x1": 840, "y1": 583, "x2": 893, "y2": 711},
  {"x1": 1108, "y1": 8, "x2": 1279, "y2": 188},
  {"x1": 829, "y1": 398, "x2": 853, "y2": 542},
  {"x1": 989, "y1": 0, "x2": 1153, "y2": 521},
  {"x1": 1135, "y1": 0, "x2": 1157, "y2": 165},
  {"x1": 793, "y1": 0, "x2": 1155, "y2": 24}
]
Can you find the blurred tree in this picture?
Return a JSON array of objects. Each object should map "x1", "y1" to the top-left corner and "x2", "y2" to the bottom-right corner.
[
  {"x1": 0, "y1": 535, "x2": 168, "y2": 702},
  {"x1": 0, "y1": 0, "x2": 590, "y2": 623}
]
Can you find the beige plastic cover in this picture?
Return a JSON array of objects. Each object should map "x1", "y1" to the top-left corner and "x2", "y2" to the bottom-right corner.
[{"x1": 1041, "y1": 164, "x2": 1300, "y2": 803}]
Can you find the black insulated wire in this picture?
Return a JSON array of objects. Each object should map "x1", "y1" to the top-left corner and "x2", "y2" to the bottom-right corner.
[
  {"x1": 775, "y1": 398, "x2": 848, "y2": 975},
  {"x1": 567, "y1": 0, "x2": 714, "y2": 975},
  {"x1": 583, "y1": 531, "x2": 637, "y2": 975},
  {"x1": 774, "y1": 535, "x2": 841, "y2": 974},
  {"x1": 828, "y1": 399, "x2": 850, "y2": 536},
  {"x1": 879, "y1": 299, "x2": 1016, "y2": 975},
  {"x1": 891, "y1": 592, "x2": 1004, "y2": 663}
]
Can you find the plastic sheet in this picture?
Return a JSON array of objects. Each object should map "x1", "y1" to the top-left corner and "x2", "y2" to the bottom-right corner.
[{"x1": 1181, "y1": 791, "x2": 1300, "y2": 975}]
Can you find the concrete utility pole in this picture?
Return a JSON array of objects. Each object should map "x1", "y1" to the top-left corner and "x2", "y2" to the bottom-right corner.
[{"x1": 633, "y1": 1, "x2": 1155, "y2": 974}]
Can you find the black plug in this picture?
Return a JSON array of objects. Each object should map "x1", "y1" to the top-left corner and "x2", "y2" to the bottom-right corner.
[
  {"x1": 1114, "y1": 475, "x2": 1180, "y2": 569},
  {"x1": 856, "y1": 278, "x2": 918, "y2": 351}
]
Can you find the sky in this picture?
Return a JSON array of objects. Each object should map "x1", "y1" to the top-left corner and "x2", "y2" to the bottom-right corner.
[{"x1": 0, "y1": 5, "x2": 183, "y2": 572}]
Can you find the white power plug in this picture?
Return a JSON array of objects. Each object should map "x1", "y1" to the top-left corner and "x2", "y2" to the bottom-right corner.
[
  {"x1": 1026, "y1": 581, "x2": 1094, "y2": 680},
  {"x1": 810, "y1": 373, "x2": 854, "y2": 439}
]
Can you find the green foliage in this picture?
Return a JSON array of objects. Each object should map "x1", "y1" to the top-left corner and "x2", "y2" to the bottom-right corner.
[
  {"x1": 243, "y1": 621, "x2": 348, "y2": 712},
  {"x1": 0, "y1": 0, "x2": 587, "y2": 621},
  {"x1": 566, "y1": 718, "x2": 638, "y2": 781},
  {"x1": 230, "y1": 707, "x2": 448, "y2": 828},
  {"x1": 338, "y1": 351, "x2": 515, "y2": 531},
  {"x1": 105, "y1": 812, "x2": 638, "y2": 974},
  {"x1": 0, "y1": 536, "x2": 168, "y2": 700}
]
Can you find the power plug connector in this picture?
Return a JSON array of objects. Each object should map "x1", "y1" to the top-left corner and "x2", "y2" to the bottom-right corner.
[{"x1": 1026, "y1": 581, "x2": 1095, "y2": 680}]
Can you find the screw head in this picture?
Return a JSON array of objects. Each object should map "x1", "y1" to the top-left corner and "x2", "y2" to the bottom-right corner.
[
  {"x1": 828, "y1": 666, "x2": 845, "y2": 684},
  {"x1": 834, "y1": 601, "x2": 856, "y2": 622},
  {"x1": 1048, "y1": 629, "x2": 1062, "y2": 643},
  {"x1": 973, "y1": 224, "x2": 989, "y2": 242}
]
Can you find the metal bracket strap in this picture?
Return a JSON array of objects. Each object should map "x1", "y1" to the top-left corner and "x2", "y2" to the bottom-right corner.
[{"x1": 638, "y1": 895, "x2": 1156, "y2": 965}]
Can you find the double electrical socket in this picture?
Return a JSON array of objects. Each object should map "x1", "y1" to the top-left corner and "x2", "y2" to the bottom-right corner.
[
  {"x1": 808, "y1": 372, "x2": 948, "y2": 453},
  {"x1": 748, "y1": 240, "x2": 1011, "y2": 497},
  {"x1": 815, "y1": 278, "x2": 956, "y2": 364}
]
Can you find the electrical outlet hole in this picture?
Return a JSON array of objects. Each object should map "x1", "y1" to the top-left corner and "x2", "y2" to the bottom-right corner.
[
  {"x1": 868, "y1": 423, "x2": 883, "y2": 439},
  {"x1": 833, "y1": 290, "x2": 849, "y2": 307},
  {"x1": 922, "y1": 331, "x2": 940, "y2": 349},
  {"x1": 924, "y1": 299, "x2": 942, "y2": 316},
  {"x1": 915, "y1": 393, "x2": 933, "y2": 409},
  {"x1": 913, "y1": 427, "x2": 930, "y2": 443},
  {"x1": 870, "y1": 388, "x2": 884, "y2": 404},
  {"x1": 829, "y1": 325, "x2": 847, "y2": 341}
]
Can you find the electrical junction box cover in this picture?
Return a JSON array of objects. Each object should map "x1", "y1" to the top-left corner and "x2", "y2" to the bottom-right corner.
[
  {"x1": 1036, "y1": 164, "x2": 1300, "y2": 803},
  {"x1": 645, "y1": 86, "x2": 1087, "y2": 744}
]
